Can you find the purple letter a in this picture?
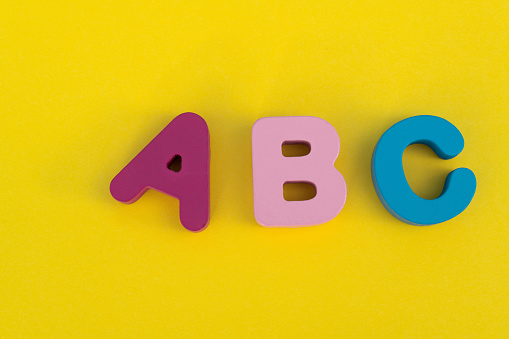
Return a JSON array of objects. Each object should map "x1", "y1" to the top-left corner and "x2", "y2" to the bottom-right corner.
[{"x1": 110, "y1": 113, "x2": 210, "y2": 232}]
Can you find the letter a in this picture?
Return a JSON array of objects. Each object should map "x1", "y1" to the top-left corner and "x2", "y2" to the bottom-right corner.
[
  {"x1": 110, "y1": 113, "x2": 210, "y2": 232},
  {"x1": 252, "y1": 116, "x2": 347, "y2": 227}
]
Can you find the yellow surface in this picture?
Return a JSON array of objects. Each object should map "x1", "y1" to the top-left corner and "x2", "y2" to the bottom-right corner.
[{"x1": 1, "y1": 1, "x2": 508, "y2": 337}]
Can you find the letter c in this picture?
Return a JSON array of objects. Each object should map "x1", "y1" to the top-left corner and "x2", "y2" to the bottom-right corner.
[{"x1": 371, "y1": 115, "x2": 476, "y2": 225}]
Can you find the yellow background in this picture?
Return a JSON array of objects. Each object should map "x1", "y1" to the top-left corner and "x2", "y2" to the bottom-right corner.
[{"x1": 1, "y1": 1, "x2": 508, "y2": 337}]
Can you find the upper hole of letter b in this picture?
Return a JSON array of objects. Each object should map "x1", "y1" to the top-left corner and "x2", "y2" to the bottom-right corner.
[{"x1": 282, "y1": 141, "x2": 310, "y2": 157}]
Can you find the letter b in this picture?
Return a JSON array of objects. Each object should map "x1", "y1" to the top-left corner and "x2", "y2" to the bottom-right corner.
[{"x1": 252, "y1": 117, "x2": 347, "y2": 227}]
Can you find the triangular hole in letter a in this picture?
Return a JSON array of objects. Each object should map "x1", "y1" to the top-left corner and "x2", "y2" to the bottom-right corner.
[{"x1": 167, "y1": 154, "x2": 182, "y2": 172}]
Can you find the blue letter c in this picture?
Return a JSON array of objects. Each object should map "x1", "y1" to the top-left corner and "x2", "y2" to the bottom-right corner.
[{"x1": 371, "y1": 115, "x2": 476, "y2": 226}]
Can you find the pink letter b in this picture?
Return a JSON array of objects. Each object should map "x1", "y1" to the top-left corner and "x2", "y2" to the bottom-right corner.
[{"x1": 252, "y1": 116, "x2": 347, "y2": 227}]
